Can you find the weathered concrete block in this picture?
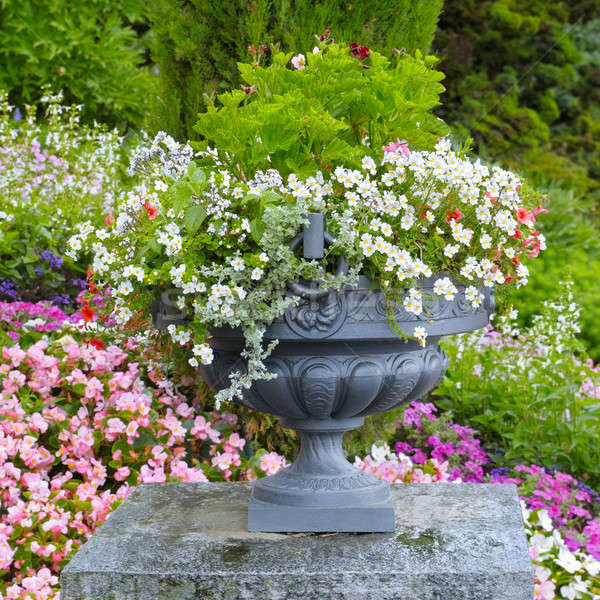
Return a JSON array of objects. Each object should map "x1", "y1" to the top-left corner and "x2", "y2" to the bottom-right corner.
[{"x1": 61, "y1": 482, "x2": 533, "y2": 600}]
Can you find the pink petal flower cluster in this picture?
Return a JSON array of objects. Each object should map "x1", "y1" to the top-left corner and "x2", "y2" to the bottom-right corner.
[
  {"x1": 394, "y1": 401, "x2": 488, "y2": 482},
  {"x1": 354, "y1": 454, "x2": 450, "y2": 483},
  {"x1": 0, "y1": 302, "x2": 287, "y2": 599}
]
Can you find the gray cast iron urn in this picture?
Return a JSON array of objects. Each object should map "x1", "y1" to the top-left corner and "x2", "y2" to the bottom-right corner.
[{"x1": 150, "y1": 214, "x2": 494, "y2": 533}]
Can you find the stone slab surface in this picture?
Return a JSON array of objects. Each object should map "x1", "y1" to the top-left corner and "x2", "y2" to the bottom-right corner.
[{"x1": 61, "y1": 482, "x2": 533, "y2": 600}]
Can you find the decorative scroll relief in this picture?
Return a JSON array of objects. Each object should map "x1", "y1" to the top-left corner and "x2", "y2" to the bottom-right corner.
[{"x1": 284, "y1": 292, "x2": 347, "y2": 338}]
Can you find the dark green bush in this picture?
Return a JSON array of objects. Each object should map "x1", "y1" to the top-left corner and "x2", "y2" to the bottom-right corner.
[
  {"x1": 0, "y1": 0, "x2": 154, "y2": 127},
  {"x1": 145, "y1": 0, "x2": 443, "y2": 140},
  {"x1": 434, "y1": 1, "x2": 600, "y2": 198}
]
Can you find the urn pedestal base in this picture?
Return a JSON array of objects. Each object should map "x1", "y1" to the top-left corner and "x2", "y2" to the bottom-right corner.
[
  {"x1": 248, "y1": 497, "x2": 395, "y2": 533},
  {"x1": 249, "y1": 417, "x2": 395, "y2": 532}
]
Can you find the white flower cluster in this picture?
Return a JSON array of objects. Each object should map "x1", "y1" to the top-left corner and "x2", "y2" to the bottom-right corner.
[
  {"x1": 522, "y1": 502, "x2": 600, "y2": 600},
  {"x1": 128, "y1": 131, "x2": 193, "y2": 179}
]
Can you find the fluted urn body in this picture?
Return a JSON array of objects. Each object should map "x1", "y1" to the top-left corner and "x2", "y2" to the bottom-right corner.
[{"x1": 197, "y1": 274, "x2": 494, "y2": 532}]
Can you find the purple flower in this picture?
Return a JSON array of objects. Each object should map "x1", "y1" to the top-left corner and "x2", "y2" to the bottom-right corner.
[
  {"x1": 13, "y1": 107, "x2": 22, "y2": 121},
  {"x1": 0, "y1": 279, "x2": 17, "y2": 300},
  {"x1": 71, "y1": 278, "x2": 87, "y2": 289}
]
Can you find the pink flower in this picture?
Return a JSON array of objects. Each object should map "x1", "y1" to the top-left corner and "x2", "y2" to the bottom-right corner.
[
  {"x1": 125, "y1": 421, "x2": 139, "y2": 438},
  {"x1": 224, "y1": 432, "x2": 246, "y2": 452},
  {"x1": 259, "y1": 451, "x2": 286, "y2": 475},
  {"x1": 383, "y1": 138, "x2": 410, "y2": 157},
  {"x1": 114, "y1": 466, "x2": 130, "y2": 481},
  {"x1": 291, "y1": 54, "x2": 306, "y2": 70},
  {"x1": 0, "y1": 538, "x2": 15, "y2": 569},
  {"x1": 516, "y1": 207, "x2": 531, "y2": 223},
  {"x1": 534, "y1": 566, "x2": 555, "y2": 600},
  {"x1": 105, "y1": 418, "x2": 126, "y2": 436}
]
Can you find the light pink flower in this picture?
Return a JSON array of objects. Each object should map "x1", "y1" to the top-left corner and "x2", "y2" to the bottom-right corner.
[{"x1": 291, "y1": 54, "x2": 306, "y2": 70}]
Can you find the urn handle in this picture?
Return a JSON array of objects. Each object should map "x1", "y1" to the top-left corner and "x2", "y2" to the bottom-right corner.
[
  {"x1": 289, "y1": 213, "x2": 349, "y2": 300},
  {"x1": 149, "y1": 291, "x2": 189, "y2": 330}
]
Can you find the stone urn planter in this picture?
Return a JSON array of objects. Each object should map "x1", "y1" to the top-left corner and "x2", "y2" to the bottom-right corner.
[{"x1": 151, "y1": 215, "x2": 494, "y2": 533}]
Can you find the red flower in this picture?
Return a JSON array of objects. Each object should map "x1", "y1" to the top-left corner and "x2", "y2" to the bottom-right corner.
[
  {"x1": 105, "y1": 214, "x2": 115, "y2": 227},
  {"x1": 81, "y1": 303, "x2": 95, "y2": 323},
  {"x1": 445, "y1": 209, "x2": 463, "y2": 223},
  {"x1": 511, "y1": 230, "x2": 522, "y2": 239},
  {"x1": 531, "y1": 205, "x2": 549, "y2": 221},
  {"x1": 516, "y1": 207, "x2": 531, "y2": 224},
  {"x1": 527, "y1": 240, "x2": 541, "y2": 258},
  {"x1": 349, "y1": 42, "x2": 370, "y2": 60},
  {"x1": 143, "y1": 202, "x2": 158, "y2": 220},
  {"x1": 89, "y1": 337, "x2": 106, "y2": 351}
]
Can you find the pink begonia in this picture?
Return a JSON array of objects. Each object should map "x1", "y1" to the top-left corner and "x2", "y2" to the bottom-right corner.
[
  {"x1": 259, "y1": 451, "x2": 287, "y2": 476},
  {"x1": 191, "y1": 415, "x2": 211, "y2": 439},
  {"x1": 125, "y1": 421, "x2": 139, "y2": 438},
  {"x1": 114, "y1": 466, "x2": 130, "y2": 482},
  {"x1": 106, "y1": 417, "x2": 126, "y2": 436},
  {"x1": 175, "y1": 402, "x2": 194, "y2": 418},
  {"x1": 225, "y1": 432, "x2": 246, "y2": 452},
  {"x1": 0, "y1": 538, "x2": 15, "y2": 568},
  {"x1": 139, "y1": 464, "x2": 167, "y2": 483}
]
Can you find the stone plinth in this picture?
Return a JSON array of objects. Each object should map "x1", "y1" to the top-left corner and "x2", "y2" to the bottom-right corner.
[{"x1": 61, "y1": 482, "x2": 533, "y2": 600}]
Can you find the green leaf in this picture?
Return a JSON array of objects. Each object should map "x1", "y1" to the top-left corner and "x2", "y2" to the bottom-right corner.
[
  {"x1": 133, "y1": 429, "x2": 157, "y2": 449},
  {"x1": 250, "y1": 219, "x2": 265, "y2": 244},
  {"x1": 186, "y1": 161, "x2": 198, "y2": 178},
  {"x1": 173, "y1": 182, "x2": 193, "y2": 211},
  {"x1": 190, "y1": 168, "x2": 206, "y2": 186},
  {"x1": 184, "y1": 204, "x2": 207, "y2": 236},
  {"x1": 261, "y1": 189, "x2": 281, "y2": 205}
]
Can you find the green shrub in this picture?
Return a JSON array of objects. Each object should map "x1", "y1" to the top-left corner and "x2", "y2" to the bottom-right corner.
[
  {"x1": 434, "y1": 1, "x2": 600, "y2": 198},
  {"x1": 504, "y1": 184, "x2": 600, "y2": 359},
  {"x1": 0, "y1": 0, "x2": 154, "y2": 127},
  {"x1": 145, "y1": 0, "x2": 443, "y2": 140},
  {"x1": 194, "y1": 39, "x2": 448, "y2": 178}
]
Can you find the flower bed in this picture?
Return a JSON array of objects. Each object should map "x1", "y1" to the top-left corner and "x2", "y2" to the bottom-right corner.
[
  {"x1": 0, "y1": 89, "x2": 136, "y2": 305},
  {"x1": 0, "y1": 302, "x2": 287, "y2": 599},
  {"x1": 437, "y1": 285, "x2": 600, "y2": 488}
]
